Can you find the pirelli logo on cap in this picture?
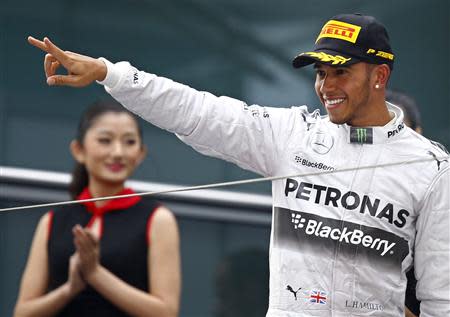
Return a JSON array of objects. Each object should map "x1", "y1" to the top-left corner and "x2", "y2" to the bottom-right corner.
[{"x1": 316, "y1": 20, "x2": 361, "y2": 44}]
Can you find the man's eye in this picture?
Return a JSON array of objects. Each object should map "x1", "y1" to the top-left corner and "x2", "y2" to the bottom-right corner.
[
  {"x1": 316, "y1": 70, "x2": 326, "y2": 78},
  {"x1": 336, "y1": 68, "x2": 347, "y2": 75}
]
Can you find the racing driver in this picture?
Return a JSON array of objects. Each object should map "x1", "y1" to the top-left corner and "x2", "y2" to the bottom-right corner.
[{"x1": 28, "y1": 13, "x2": 450, "y2": 317}]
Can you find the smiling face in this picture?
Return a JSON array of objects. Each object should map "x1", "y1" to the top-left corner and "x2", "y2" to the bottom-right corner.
[
  {"x1": 71, "y1": 112, "x2": 145, "y2": 192},
  {"x1": 314, "y1": 62, "x2": 388, "y2": 127}
]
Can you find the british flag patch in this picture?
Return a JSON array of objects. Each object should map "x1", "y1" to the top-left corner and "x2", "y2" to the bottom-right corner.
[{"x1": 309, "y1": 290, "x2": 327, "y2": 304}]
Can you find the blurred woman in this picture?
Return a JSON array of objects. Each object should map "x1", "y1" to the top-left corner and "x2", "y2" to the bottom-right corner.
[{"x1": 14, "y1": 100, "x2": 181, "y2": 317}]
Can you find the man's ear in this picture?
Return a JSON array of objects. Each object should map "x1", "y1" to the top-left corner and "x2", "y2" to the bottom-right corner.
[
  {"x1": 70, "y1": 140, "x2": 85, "y2": 164},
  {"x1": 373, "y1": 64, "x2": 391, "y2": 88}
]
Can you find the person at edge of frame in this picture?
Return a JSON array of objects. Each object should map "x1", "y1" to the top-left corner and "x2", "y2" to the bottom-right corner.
[
  {"x1": 14, "y1": 100, "x2": 181, "y2": 317},
  {"x1": 386, "y1": 89, "x2": 424, "y2": 317},
  {"x1": 28, "y1": 12, "x2": 450, "y2": 317}
]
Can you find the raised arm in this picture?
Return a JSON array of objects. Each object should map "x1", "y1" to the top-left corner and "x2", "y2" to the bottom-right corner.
[
  {"x1": 28, "y1": 36, "x2": 310, "y2": 177},
  {"x1": 73, "y1": 206, "x2": 181, "y2": 317},
  {"x1": 14, "y1": 213, "x2": 86, "y2": 317},
  {"x1": 27, "y1": 36, "x2": 106, "y2": 87}
]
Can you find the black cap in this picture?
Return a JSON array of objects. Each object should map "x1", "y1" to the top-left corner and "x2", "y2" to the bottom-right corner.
[{"x1": 293, "y1": 13, "x2": 394, "y2": 70}]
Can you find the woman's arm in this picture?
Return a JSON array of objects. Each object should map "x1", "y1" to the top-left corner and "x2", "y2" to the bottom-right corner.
[
  {"x1": 74, "y1": 206, "x2": 181, "y2": 317},
  {"x1": 14, "y1": 213, "x2": 85, "y2": 317}
]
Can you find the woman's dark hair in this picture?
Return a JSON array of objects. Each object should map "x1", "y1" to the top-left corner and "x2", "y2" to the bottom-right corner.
[
  {"x1": 69, "y1": 99, "x2": 143, "y2": 199},
  {"x1": 386, "y1": 90, "x2": 422, "y2": 131}
]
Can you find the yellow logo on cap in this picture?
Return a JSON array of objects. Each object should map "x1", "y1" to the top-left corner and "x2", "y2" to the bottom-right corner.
[
  {"x1": 316, "y1": 20, "x2": 361, "y2": 44},
  {"x1": 367, "y1": 48, "x2": 394, "y2": 61},
  {"x1": 301, "y1": 52, "x2": 351, "y2": 65}
]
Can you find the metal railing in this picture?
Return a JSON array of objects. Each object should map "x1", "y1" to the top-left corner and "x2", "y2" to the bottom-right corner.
[{"x1": 0, "y1": 166, "x2": 272, "y2": 225}]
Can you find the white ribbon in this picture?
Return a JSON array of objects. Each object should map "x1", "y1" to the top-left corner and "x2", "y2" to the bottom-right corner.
[{"x1": 0, "y1": 156, "x2": 445, "y2": 212}]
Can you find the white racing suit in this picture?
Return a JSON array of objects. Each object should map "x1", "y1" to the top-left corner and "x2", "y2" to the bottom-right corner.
[{"x1": 98, "y1": 59, "x2": 450, "y2": 317}]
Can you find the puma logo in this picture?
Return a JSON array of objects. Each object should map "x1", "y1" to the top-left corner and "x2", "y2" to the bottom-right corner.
[
  {"x1": 286, "y1": 285, "x2": 302, "y2": 300},
  {"x1": 427, "y1": 151, "x2": 448, "y2": 171}
]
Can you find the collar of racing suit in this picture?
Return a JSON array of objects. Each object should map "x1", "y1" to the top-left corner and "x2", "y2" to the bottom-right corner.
[{"x1": 341, "y1": 102, "x2": 406, "y2": 144}]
